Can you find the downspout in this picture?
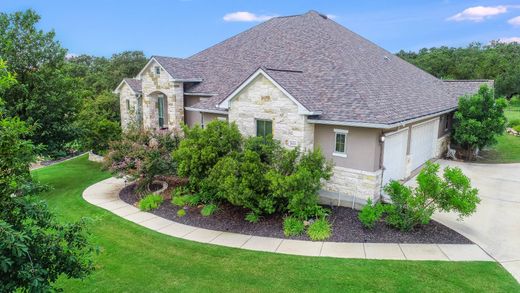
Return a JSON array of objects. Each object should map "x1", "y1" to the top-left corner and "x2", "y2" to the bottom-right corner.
[{"x1": 378, "y1": 130, "x2": 385, "y2": 202}]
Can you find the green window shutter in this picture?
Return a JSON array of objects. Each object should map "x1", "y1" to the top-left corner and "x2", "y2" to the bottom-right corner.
[
  {"x1": 158, "y1": 96, "x2": 164, "y2": 128},
  {"x1": 257, "y1": 120, "x2": 263, "y2": 137}
]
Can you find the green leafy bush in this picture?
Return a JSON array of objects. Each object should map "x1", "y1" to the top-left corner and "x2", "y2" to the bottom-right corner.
[
  {"x1": 173, "y1": 120, "x2": 241, "y2": 188},
  {"x1": 508, "y1": 118, "x2": 520, "y2": 128},
  {"x1": 177, "y1": 209, "x2": 186, "y2": 217},
  {"x1": 138, "y1": 194, "x2": 164, "y2": 211},
  {"x1": 513, "y1": 125, "x2": 520, "y2": 133},
  {"x1": 200, "y1": 204, "x2": 218, "y2": 217},
  {"x1": 306, "y1": 218, "x2": 332, "y2": 241},
  {"x1": 382, "y1": 162, "x2": 480, "y2": 231},
  {"x1": 267, "y1": 148, "x2": 332, "y2": 219},
  {"x1": 171, "y1": 196, "x2": 187, "y2": 207},
  {"x1": 358, "y1": 198, "x2": 386, "y2": 229},
  {"x1": 283, "y1": 217, "x2": 305, "y2": 236},
  {"x1": 245, "y1": 212, "x2": 260, "y2": 223},
  {"x1": 75, "y1": 91, "x2": 121, "y2": 154},
  {"x1": 204, "y1": 150, "x2": 273, "y2": 218},
  {"x1": 172, "y1": 186, "x2": 190, "y2": 198},
  {"x1": 185, "y1": 194, "x2": 201, "y2": 207},
  {"x1": 452, "y1": 85, "x2": 507, "y2": 160}
]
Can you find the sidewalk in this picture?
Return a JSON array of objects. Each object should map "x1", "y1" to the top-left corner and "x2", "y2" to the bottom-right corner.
[{"x1": 82, "y1": 177, "x2": 493, "y2": 261}]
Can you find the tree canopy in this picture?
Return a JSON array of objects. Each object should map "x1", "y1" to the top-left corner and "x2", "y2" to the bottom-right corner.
[
  {"x1": 0, "y1": 9, "x2": 147, "y2": 157},
  {"x1": 397, "y1": 41, "x2": 520, "y2": 98}
]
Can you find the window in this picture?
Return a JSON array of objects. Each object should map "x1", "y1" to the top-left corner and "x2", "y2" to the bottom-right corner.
[
  {"x1": 444, "y1": 114, "x2": 450, "y2": 131},
  {"x1": 256, "y1": 119, "x2": 272, "y2": 139},
  {"x1": 333, "y1": 129, "x2": 348, "y2": 157},
  {"x1": 157, "y1": 95, "x2": 165, "y2": 128},
  {"x1": 126, "y1": 99, "x2": 130, "y2": 110},
  {"x1": 155, "y1": 66, "x2": 161, "y2": 75}
]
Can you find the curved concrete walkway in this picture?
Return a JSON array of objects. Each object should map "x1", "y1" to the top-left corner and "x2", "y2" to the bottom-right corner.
[
  {"x1": 82, "y1": 177, "x2": 492, "y2": 261},
  {"x1": 408, "y1": 160, "x2": 520, "y2": 282}
]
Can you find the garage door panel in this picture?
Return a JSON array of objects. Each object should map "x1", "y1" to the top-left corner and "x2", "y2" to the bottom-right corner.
[
  {"x1": 410, "y1": 119, "x2": 437, "y2": 171},
  {"x1": 382, "y1": 129, "x2": 408, "y2": 186}
]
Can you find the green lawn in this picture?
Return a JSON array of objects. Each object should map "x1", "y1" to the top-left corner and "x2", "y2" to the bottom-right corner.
[
  {"x1": 478, "y1": 105, "x2": 520, "y2": 163},
  {"x1": 33, "y1": 155, "x2": 519, "y2": 292}
]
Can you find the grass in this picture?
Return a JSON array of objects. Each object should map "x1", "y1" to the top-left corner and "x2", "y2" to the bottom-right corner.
[
  {"x1": 478, "y1": 105, "x2": 520, "y2": 163},
  {"x1": 33, "y1": 155, "x2": 519, "y2": 292}
]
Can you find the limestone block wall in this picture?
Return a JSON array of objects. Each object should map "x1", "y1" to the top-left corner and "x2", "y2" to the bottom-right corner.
[
  {"x1": 228, "y1": 75, "x2": 314, "y2": 151},
  {"x1": 141, "y1": 60, "x2": 184, "y2": 131},
  {"x1": 119, "y1": 82, "x2": 138, "y2": 130},
  {"x1": 320, "y1": 166, "x2": 382, "y2": 209}
]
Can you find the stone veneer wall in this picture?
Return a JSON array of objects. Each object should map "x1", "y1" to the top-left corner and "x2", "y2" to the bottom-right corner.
[
  {"x1": 141, "y1": 60, "x2": 184, "y2": 131},
  {"x1": 228, "y1": 75, "x2": 314, "y2": 151},
  {"x1": 119, "y1": 82, "x2": 138, "y2": 130},
  {"x1": 320, "y1": 166, "x2": 382, "y2": 209}
]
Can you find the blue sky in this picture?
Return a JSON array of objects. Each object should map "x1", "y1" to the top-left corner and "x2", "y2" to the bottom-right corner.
[{"x1": 1, "y1": 0, "x2": 519, "y2": 57}]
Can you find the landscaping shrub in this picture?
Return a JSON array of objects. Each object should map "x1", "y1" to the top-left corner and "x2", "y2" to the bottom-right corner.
[
  {"x1": 171, "y1": 196, "x2": 187, "y2": 207},
  {"x1": 200, "y1": 204, "x2": 218, "y2": 217},
  {"x1": 267, "y1": 148, "x2": 332, "y2": 220},
  {"x1": 204, "y1": 150, "x2": 273, "y2": 217},
  {"x1": 245, "y1": 212, "x2": 260, "y2": 223},
  {"x1": 185, "y1": 194, "x2": 201, "y2": 207},
  {"x1": 306, "y1": 218, "x2": 332, "y2": 241},
  {"x1": 177, "y1": 209, "x2": 186, "y2": 217},
  {"x1": 513, "y1": 125, "x2": 520, "y2": 133},
  {"x1": 358, "y1": 198, "x2": 386, "y2": 229},
  {"x1": 381, "y1": 162, "x2": 480, "y2": 231},
  {"x1": 508, "y1": 118, "x2": 520, "y2": 128},
  {"x1": 452, "y1": 85, "x2": 507, "y2": 160},
  {"x1": 173, "y1": 120, "x2": 241, "y2": 188},
  {"x1": 104, "y1": 128, "x2": 179, "y2": 194},
  {"x1": 283, "y1": 217, "x2": 305, "y2": 236},
  {"x1": 138, "y1": 194, "x2": 164, "y2": 211},
  {"x1": 172, "y1": 186, "x2": 190, "y2": 198}
]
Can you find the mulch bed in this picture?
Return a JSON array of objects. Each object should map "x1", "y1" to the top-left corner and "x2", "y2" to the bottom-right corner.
[{"x1": 120, "y1": 183, "x2": 472, "y2": 244}]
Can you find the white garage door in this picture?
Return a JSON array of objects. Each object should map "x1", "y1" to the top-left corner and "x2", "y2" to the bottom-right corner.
[
  {"x1": 382, "y1": 128, "x2": 409, "y2": 186},
  {"x1": 410, "y1": 118, "x2": 438, "y2": 171}
]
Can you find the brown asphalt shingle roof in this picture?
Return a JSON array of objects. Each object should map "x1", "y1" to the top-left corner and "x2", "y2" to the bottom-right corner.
[
  {"x1": 124, "y1": 78, "x2": 142, "y2": 93},
  {"x1": 151, "y1": 10, "x2": 491, "y2": 125}
]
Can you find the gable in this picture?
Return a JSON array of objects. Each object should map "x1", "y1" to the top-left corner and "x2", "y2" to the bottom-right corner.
[{"x1": 218, "y1": 69, "x2": 313, "y2": 115}]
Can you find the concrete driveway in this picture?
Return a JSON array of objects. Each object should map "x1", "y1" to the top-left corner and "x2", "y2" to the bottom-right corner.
[{"x1": 407, "y1": 159, "x2": 520, "y2": 282}]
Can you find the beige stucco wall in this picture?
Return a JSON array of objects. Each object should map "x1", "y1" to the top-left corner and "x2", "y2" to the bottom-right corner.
[
  {"x1": 184, "y1": 96, "x2": 202, "y2": 127},
  {"x1": 313, "y1": 124, "x2": 383, "y2": 207},
  {"x1": 202, "y1": 112, "x2": 228, "y2": 126},
  {"x1": 140, "y1": 60, "x2": 184, "y2": 131},
  {"x1": 227, "y1": 75, "x2": 314, "y2": 150},
  {"x1": 119, "y1": 82, "x2": 139, "y2": 130},
  {"x1": 314, "y1": 124, "x2": 381, "y2": 172}
]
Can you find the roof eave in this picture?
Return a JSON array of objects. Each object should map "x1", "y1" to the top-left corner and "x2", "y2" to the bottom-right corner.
[{"x1": 308, "y1": 107, "x2": 457, "y2": 129}]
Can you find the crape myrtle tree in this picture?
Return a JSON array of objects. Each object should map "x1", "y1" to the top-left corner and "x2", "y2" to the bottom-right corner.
[
  {"x1": 452, "y1": 85, "x2": 507, "y2": 160},
  {"x1": 0, "y1": 60, "x2": 95, "y2": 292}
]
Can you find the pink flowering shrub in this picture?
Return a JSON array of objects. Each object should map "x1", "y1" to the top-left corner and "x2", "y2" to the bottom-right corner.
[{"x1": 104, "y1": 128, "x2": 180, "y2": 194}]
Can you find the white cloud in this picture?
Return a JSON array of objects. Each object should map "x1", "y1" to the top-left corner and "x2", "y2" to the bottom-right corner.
[
  {"x1": 447, "y1": 5, "x2": 508, "y2": 22},
  {"x1": 508, "y1": 16, "x2": 520, "y2": 26},
  {"x1": 498, "y1": 37, "x2": 520, "y2": 44},
  {"x1": 223, "y1": 11, "x2": 276, "y2": 22}
]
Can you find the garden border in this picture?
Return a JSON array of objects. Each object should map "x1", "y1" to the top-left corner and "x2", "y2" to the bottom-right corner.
[{"x1": 82, "y1": 177, "x2": 494, "y2": 261}]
